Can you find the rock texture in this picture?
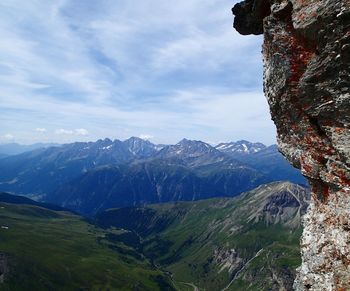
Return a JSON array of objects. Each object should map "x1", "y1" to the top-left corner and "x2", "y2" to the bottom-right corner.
[
  {"x1": 232, "y1": 0, "x2": 350, "y2": 290},
  {"x1": 0, "y1": 253, "x2": 9, "y2": 283}
]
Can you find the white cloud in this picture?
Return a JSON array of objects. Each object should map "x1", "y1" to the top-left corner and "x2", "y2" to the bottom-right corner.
[
  {"x1": 75, "y1": 128, "x2": 89, "y2": 136},
  {"x1": 55, "y1": 129, "x2": 74, "y2": 135},
  {"x1": 54, "y1": 128, "x2": 88, "y2": 136},
  {"x1": 139, "y1": 134, "x2": 153, "y2": 140},
  {"x1": 0, "y1": 0, "x2": 274, "y2": 145},
  {"x1": 35, "y1": 128, "x2": 47, "y2": 133},
  {"x1": 3, "y1": 133, "x2": 14, "y2": 140}
]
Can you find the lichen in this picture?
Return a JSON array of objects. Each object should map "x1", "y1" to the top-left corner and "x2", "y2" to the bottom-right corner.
[{"x1": 232, "y1": 0, "x2": 350, "y2": 290}]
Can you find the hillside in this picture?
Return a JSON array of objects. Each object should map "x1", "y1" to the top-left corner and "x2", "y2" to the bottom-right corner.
[
  {"x1": 96, "y1": 182, "x2": 310, "y2": 290},
  {"x1": 49, "y1": 159, "x2": 267, "y2": 216},
  {"x1": 0, "y1": 182, "x2": 310, "y2": 290},
  {"x1": 0, "y1": 196, "x2": 174, "y2": 290}
]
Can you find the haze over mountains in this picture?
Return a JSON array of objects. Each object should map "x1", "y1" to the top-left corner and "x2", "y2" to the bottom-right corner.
[
  {"x1": 0, "y1": 137, "x2": 306, "y2": 215},
  {"x1": 0, "y1": 142, "x2": 59, "y2": 156}
]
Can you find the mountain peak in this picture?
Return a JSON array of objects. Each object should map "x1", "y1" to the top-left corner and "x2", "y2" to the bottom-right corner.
[
  {"x1": 123, "y1": 136, "x2": 158, "y2": 157},
  {"x1": 240, "y1": 182, "x2": 310, "y2": 227},
  {"x1": 176, "y1": 138, "x2": 210, "y2": 147},
  {"x1": 125, "y1": 136, "x2": 148, "y2": 142},
  {"x1": 96, "y1": 138, "x2": 113, "y2": 145},
  {"x1": 124, "y1": 136, "x2": 152, "y2": 146},
  {"x1": 215, "y1": 140, "x2": 266, "y2": 155},
  {"x1": 177, "y1": 138, "x2": 194, "y2": 145},
  {"x1": 172, "y1": 139, "x2": 215, "y2": 154},
  {"x1": 155, "y1": 139, "x2": 229, "y2": 168}
]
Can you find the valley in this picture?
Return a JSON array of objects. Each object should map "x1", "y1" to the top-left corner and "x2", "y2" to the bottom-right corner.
[
  {"x1": 0, "y1": 138, "x2": 310, "y2": 290},
  {"x1": 95, "y1": 181, "x2": 309, "y2": 290},
  {"x1": 0, "y1": 198, "x2": 174, "y2": 291},
  {"x1": 0, "y1": 181, "x2": 309, "y2": 290}
]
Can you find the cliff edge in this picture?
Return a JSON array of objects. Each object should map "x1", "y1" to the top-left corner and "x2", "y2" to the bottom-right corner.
[{"x1": 232, "y1": 0, "x2": 350, "y2": 290}]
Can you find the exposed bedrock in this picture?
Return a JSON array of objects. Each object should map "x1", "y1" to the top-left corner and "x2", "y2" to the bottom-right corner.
[{"x1": 232, "y1": 0, "x2": 350, "y2": 290}]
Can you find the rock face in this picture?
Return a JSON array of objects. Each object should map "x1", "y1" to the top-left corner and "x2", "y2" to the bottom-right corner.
[
  {"x1": 0, "y1": 253, "x2": 9, "y2": 283},
  {"x1": 232, "y1": 0, "x2": 350, "y2": 290}
]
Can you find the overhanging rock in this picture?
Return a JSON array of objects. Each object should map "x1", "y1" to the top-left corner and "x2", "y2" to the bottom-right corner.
[{"x1": 232, "y1": 0, "x2": 350, "y2": 290}]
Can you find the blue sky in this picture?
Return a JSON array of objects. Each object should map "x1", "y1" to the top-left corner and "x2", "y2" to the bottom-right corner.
[{"x1": 0, "y1": 0, "x2": 276, "y2": 145}]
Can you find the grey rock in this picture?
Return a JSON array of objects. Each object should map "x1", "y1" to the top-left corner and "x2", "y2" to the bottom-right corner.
[
  {"x1": 0, "y1": 253, "x2": 9, "y2": 284},
  {"x1": 233, "y1": 0, "x2": 350, "y2": 290}
]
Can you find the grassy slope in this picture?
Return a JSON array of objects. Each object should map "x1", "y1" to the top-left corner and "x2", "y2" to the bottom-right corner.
[
  {"x1": 97, "y1": 182, "x2": 307, "y2": 290},
  {"x1": 0, "y1": 202, "x2": 174, "y2": 291},
  {"x1": 150, "y1": 202, "x2": 301, "y2": 290}
]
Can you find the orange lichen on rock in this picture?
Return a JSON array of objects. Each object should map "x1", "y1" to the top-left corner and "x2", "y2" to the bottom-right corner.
[{"x1": 233, "y1": 0, "x2": 350, "y2": 290}]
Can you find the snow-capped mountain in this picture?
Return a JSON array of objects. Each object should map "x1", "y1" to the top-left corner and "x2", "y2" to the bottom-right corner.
[
  {"x1": 215, "y1": 140, "x2": 266, "y2": 156},
  {"x1": 155, "y1": 138, "x2": 241, "y2": 169}
]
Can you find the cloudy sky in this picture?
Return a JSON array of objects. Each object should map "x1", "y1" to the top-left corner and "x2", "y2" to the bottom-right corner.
[{"x1": 0, "y1": 0, "x2": 276, "y2": 145}]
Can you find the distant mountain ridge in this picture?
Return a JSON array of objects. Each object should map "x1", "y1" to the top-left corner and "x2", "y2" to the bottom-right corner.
[
  {"x1": 47, "y1": 139, "x2": 268, "y2": 215},
  {"x1": 0, "y1": 142, "x2": 60, "y2": 156},
  {"x1": 0, "y1": 137, "x2": 163, "y2": 195},
  {"x1": 215, "y1": 140, "x2": 266, "y2": 155},
  {"x1": 0, "y1": 137, "x2": 306, "y2": 214}
]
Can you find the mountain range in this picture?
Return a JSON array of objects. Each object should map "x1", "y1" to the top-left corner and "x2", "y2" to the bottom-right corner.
[{"x1": 0, "y1": 137, "x2": 306, "y2": 215}]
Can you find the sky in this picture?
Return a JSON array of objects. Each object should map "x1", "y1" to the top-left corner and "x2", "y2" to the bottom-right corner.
[{"x1": 0, "y1": 0, "x2": 276, "y2": 145}]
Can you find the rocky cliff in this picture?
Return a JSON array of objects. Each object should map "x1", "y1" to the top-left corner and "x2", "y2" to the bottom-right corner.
[
  {"x1": 0, "y1": 253, "x2": 9, "y2": 284},
  {"x1": 232, "y1": 0, "x2": 350, "y2": 290}
]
